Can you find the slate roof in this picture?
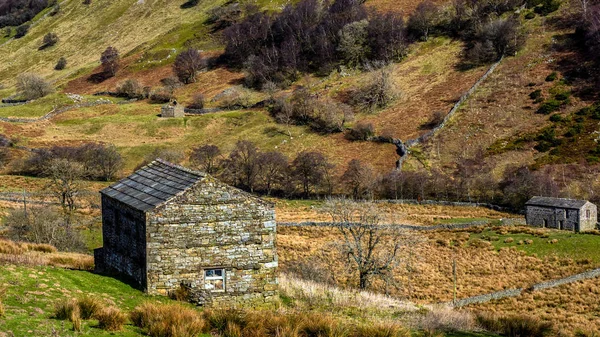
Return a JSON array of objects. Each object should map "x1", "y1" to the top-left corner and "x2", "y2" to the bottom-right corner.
[
  {"x1": 525, "y1": 196, "x2": 590, "y2": 210},
  {"x1": 101, "y1": 159, "x2": 205, "y2": 212}
]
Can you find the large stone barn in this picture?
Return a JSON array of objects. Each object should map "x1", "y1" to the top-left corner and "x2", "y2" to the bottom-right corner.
[
  {"x1": 94, "y1": 159, "x2": 278, "y2": 306},
  {"x1": 525, "y1": 196, "x2": 597, "y2": 232}
]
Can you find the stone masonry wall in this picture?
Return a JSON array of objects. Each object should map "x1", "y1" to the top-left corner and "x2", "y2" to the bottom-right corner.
[
  {"x1": 579, "y1": 203, "x2": 598, "y2": 231},
  {"x1": 526, "y1": 205, "x2": 578, "y2": 231},
  {"x1": 146, "y1": 176, "x2": 277, "y2": 306},
  {"x1": 97, "y1": 195, "x2": 147, "y2": 290}
]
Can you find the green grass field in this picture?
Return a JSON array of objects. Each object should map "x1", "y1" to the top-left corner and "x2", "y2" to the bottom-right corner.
[
  {"x1": 0, "y1": 265, "x2": 179, "y2": 336},
  {"x1": 468, "y1": 227, "x2": 600, "y2": 264}
]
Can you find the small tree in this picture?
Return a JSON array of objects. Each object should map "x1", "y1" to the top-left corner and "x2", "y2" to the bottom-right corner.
[
  {"x1": 95, "y1": 144, "x2": 123, "y2": 181},
  {"x1": 350, "y1": 65, "x2": 398, "y2": 113},
  {"x1": 257, "y1": 151, "x2": 288, "y2": 195},
  {"x1": 16, "y1": 73, "x2": 54, "y2": 100},
  {"x1": 341, "y1": 159, "x2": 376, "y2": 199},
  {"x1": 291, "y1": 151, "x2": 333, "y2": 196},
  {"x1": 101, "y1": 46, "x2": 120, "y2": 77},
  {"x1": 337, "y1": 20, "x2": 369, "y2": 67},
  {"x1": 116, "y1": 79, "x2": 144, "y2": 99},
  {"x1": 221, "y1": 140, "x2": 260, "y2": 192},
  {"x1": 173, "y1": 48, "x2": 204, "y2": 84},
  {"x1": 190, "y1": 144, "x2": 221, "y2": 174},
  {"x1": 45, "y1": 158, "x2": 84, "y2": 215},
  {"x1": 407, "y1": 0, "x2": 439, "y2": 41},
  {"x1": 41, "y1": 32, "x2": 59, "y2": 49},
  {"x1": 55, "y1": 57, "x2": 67, "y2": 70},
  {"x1": 320, "y1": 199, "x2": 406, "y2": 290},
  {"x1": 187, "y1": 94, "x2": 205, "y2": 110}
]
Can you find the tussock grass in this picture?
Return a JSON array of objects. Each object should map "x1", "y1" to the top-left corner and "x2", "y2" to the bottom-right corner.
[
  {"x1": 418, "y1": 306, "x2": 477, "y2": 333},
  {"x1": 476, "y1": 312, "x2": 554, "y2": 337},
  {"x1": 77, "y1": 296, "x2": 102, "y2": 319},
  {"x1": 131, "y1": 302, "x2": 205, "y2": 337},
  {"x1": 96, "y1": 306, "x2": 127, "y2": 331},
  {"x1": 53, "y1": 298, "x2": 79, "y2": 320}
]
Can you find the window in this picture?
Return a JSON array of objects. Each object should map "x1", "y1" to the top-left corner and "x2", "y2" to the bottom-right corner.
[
  {"x1": 587, "y1": 209, "x2": 591, "y2": 219},
  {"x1": 204, "y1": 268, "x2": 225, "y2": 292}
]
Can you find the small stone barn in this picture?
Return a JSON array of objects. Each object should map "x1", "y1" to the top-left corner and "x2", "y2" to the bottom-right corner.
[
  {"x1": 161, "y1": 101, "x2": 184, "y2": 118},
  {"x1": 525, "y1": 196, "x2": 597, "y2": 232},
  {"x1": 94, "y1": 159, "x2": 278, "y2": 306}
]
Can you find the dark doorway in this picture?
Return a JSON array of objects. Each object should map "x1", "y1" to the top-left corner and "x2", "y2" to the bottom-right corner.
[
  {"x1": 543, "y1": 219, "x2": 548, "y2": 228},
  {"x1": 559, "y1": 220, "x2": 564, "y2": 230}
]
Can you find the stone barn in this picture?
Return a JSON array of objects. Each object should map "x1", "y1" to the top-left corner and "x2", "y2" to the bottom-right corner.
[
  {"x1": 161, "y1": 101, "x2": 184, "y2": 118},
  {"x1": 525, "y1": 196, "x2": 597, "y2": 232},
  {"x1": 94, "y1": 159, "x2": 278, "y2": 306}
]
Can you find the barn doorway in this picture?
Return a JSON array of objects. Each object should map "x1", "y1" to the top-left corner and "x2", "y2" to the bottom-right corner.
[
  {"x1": 543, "y1": 219, "x2": 547, "y2": 228},
  {"x1": 559, "y1": 220, "x2": 564, "y2": 230}
]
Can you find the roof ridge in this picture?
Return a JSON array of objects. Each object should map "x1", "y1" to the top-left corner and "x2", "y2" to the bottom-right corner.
[{"x1": 154, "y1": 158, "x2": 206, "y2": 177}]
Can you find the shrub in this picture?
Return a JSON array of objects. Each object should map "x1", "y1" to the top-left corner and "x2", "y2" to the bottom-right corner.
[
  {"x1": 101, "y1": 46, "x2": 120, "y2": 77},
  {"x1": 549, "y1": 114, "x2": 562, "y2": 122},
  {"x1": 149, "y1": 88, "x2": 173, "y2": 103},
  {"x1": 524, "y1": 11, "x2": 536, "y2": 19},
  {"x1": 407, "y1": 0, "x2": 439, "y2": 41},
  {"x1": 536, "y1": 100, "x2": 560, "y2": 114},
  {"x1": 14, "y1": 24, "x2": 29, "y2": 38},
  {"x1": 529, "y1": 89, "x2": 542, "y2": 100},
  {"x1": 41, "y1": 32, "x2": 59, "y2": 49},
  {"x1": 345, "y1": 122, "x2": 375, "y2": 141},
  {"x1": 173, "y1": 48, "x2": 204, "y2": 84},
  {"x1": 96, "y1": 306, "x2": 127, "y2": 331},
  {"x1": 564, "y1": 124, "x2": 583, "y2": 137},
  {"x1": 16, "y1": 73, "x2": 54, "y2": 100},
  {"x1": 555, "y1": 92, "x2": 570, "y2": 101},
  {"x1": 116, "y1": 79, "x2": 145, "y2": 99},
  {"x1": 131, "y1": 302, "x2": 206, "y2": 337},
  {"x1": 186, "y1": 94, "x2": 204, "y2": 110},
  {"x1": 78, "y1": 296, "x2": 102, "y2": 320},
  {"x1": 534, "y1": 0, "x2": 560, "y2": 15},
  {"x1": 350, "y1": 66, "x2": 398, "y2": 113},
  {"x1": 545, "y1": 72, "x2": 557, "y2": 82},
  {"x1": 54, "y1": 57, "x2": 67, "y2": 70}
]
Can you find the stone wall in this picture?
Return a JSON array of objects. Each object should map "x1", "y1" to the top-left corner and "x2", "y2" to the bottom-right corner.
[
  {"x1": 146, "y1": 175, "x2": 277, "y2": 305},
  {"x1": 96, "y1": 195, "x2": 148, "y2": 290},
  {"x1": 526, "y1": 206, "x2": 579, "y2": 231},
  {"x1": 579, "y1": 203, "x2": 597, "y2": 231}
]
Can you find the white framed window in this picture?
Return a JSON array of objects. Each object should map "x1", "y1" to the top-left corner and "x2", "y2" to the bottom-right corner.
[{"x1": 204, "y1": 268, "x2": 225, "y2": 292}]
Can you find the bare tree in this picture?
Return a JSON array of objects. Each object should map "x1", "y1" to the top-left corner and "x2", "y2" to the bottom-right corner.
[
  {"x1": 257, "y1": 151, "x2": 288, "y2": 195},
  {"x1": 221, "y1": 140, "x2": 260, "y2": 191},
  {"x1": 291, "y1": 151, "x2": 333, "y2": 196},
  {"x1": 320, "y1": 199, "x2": 405, "y2": 290},
  {"x1": 16, "y1": 73, "x2": 54, "y2": 100},
  {"x1": 341, "y1": 159, "x2": 376, "y2": 199},
  {"x1": 350, "y1": 65, "x2": 398, "y2": 113},
  {"x1": 45, "y1": 158, "x2": 84, "y2": 214},
  {"x1": 190, "y1": 144, "x2": 221, "y2": 174},
  {"x1": 407, "y1": 0, "x2": 439, "y2": 41},
  {"x1": 101, "y1": 46, "x2": 120, "y2": 77},
  {"x1": 173, "y1": 48, "x2": 204, "y2": 84}
]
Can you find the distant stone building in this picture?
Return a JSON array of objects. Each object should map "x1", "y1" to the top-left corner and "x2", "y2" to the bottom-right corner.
[
  {"x1": 161, "y1": 100, "x2": 184, "y2": 118},
  {"x1": 94, "y1": 159, "x2": 278, "y2": 306},
  {"x1": 525, "y1": 196, "x2": 597, "y2": 232}
]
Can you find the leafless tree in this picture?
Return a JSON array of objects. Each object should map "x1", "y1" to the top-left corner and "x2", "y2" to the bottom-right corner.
[
  {"x1": 320, "y1": 199, "x2": 406, "y2": 290},
  {"x1": 407, "y1": 0, "x2": 439, "y2": 41},
  {"x1": 221, "y1": 140, "x2": 260, "y2": 192},
  {"x1": 291, "y1": 151, "x2": 333, "y2": 196},
  {"x1": 45, "y1": 158, "x2": 84, "y2": 215},
  {"x1": 341, "y1": 159, "x2": 376, "y2": 199},
  {"x1": 350, "y1": 65, "x2": 398, "y2": 113},
  {"x1": 173, "y1": 48, "x2": 205, "y2": 84},
  {"x1": 257, "y1": 151, "x2": 288, "y2": 195},
  {"x1": 190, "y1": 144, "x2": 221, "y2": 174},
  {"x1": 16, "y1": 73, "x2": 54, "y2": 100},
  {"x1": 101, "y1": 46, "x2": 120, "y2": 77}
]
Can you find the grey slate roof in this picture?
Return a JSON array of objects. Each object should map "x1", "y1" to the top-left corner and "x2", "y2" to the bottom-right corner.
[
  {"x1": 101, "y1": 158, "x2": 205, "y2": 212},
  {"x1": 525, "y1": 196, "x2": 589, "y2": 210}
]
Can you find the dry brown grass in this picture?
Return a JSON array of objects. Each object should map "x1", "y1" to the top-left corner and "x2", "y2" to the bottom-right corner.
[
  {"x1": 77, "y1": 296, "x2": 103, "y2": 320},
  {"x1": 96, "y1": 306, "x2": 127, "y2": 332},
  {"x1": 275, "y1": 201, "x2": 516, "y2": 225},
  {"x1": 418, "y1": 306, "x2": 477, "y2": 333},
  {"x1": 131, "y1": 302, "x2": 206, "y2": 337},
  {"x1": 279, "y1": 226, "x2": 592, "y2": 303},
  {"x1": 470, "y1": 277, "x2": 600, "y2": 334},
  {"x1": 0, "y1": 238, "x2": 93, "y2": 270},
  {"x1": 53, "y1": 298, "x2": 79, "y2": 321}
]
